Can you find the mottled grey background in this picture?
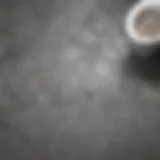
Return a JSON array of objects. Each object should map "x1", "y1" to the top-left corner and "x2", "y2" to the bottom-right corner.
[{"x1": 1, "y1": 0, "x2": 160, "y2": 160}]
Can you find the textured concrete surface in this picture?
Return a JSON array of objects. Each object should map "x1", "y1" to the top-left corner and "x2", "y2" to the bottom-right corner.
[{"x1": 1, "y1": 0, "x2": 160, "y2": 159}]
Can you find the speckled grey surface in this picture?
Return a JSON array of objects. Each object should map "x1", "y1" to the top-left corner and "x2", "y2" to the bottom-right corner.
[{"x1": 1, "y1": 0, "x2": 160, "y2": 160}]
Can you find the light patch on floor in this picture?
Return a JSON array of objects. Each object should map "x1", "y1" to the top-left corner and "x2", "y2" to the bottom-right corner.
[
  {"x1": 94, "y1": 21, "x2": 103, "y2": 32},
  {"x1": 62, "y1": 46, "x2": 82, "y2": 62},
  {"x1": 77, "y1": 61, "x2": 89, "y2": 73},
  {"x1": 103, "y1": 47, "x2": 117, "y2": 60},
  {"x1": 81, "y1": 30, "x2": 98, "y2": 44},
  {"x1": 38, "y1": 94, "x2": 51, "y2": 105},
  {"x1": 29, "y1": 78, "x2": 39, "y2": 91},
  {"x1": 94, "y1": 60, "x2": 110, "y2": 78},
  {"x1": 85, "y1": 71, "x2": 102, "y2": 91},
  {"x1": 69, "y1": 74, "x2": 80, "y2": 88}
]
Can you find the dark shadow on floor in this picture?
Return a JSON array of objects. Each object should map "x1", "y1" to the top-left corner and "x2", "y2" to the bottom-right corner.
[{"x1": 123, "y1": 45, "x2": 160, "y2": 85}]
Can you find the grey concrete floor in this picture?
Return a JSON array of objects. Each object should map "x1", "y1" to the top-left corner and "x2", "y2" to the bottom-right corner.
[{"x1": 1, "y1": 0, "x2": 160, "y2": 159}]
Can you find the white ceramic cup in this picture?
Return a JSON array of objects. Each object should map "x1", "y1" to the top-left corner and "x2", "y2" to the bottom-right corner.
[{"x1": 125, "y1": 0, "x2": 160, "y2": 46}]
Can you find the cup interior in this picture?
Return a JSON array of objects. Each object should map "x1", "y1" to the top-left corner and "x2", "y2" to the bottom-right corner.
[{"x1": 134, "y1": 7, "x2": 160, "y2": 38}]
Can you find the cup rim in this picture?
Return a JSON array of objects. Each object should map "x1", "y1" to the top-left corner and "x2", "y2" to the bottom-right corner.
[{"x1": 125, "y1": 0, "x2": 160, "y2": 45}]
